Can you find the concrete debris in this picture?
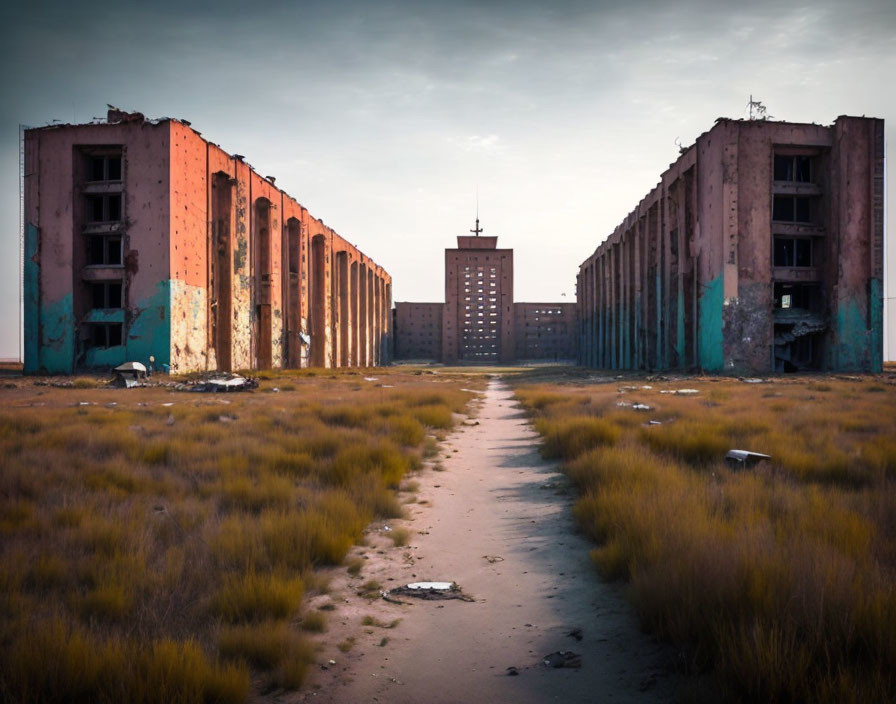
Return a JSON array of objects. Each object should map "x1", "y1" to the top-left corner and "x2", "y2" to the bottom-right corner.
[
  {"x1": 388, "y1": 582, "x2": 474, "y2": 601},
  {"x1": 112, "y1": 375, "x2": 139, "y2": 388},
  {"x1": 725, "y1": 449, "x2": 772, "y2": 469},
  {"x1": 175, "y1": 374, "x2": 258, "y2": 392}
]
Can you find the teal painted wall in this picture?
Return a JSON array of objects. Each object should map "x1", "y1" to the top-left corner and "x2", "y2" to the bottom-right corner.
[
  {"x1": 23, "y1": 224, "x2": 40, "y2": 373},
  {"x1": 698, "y1": 275, "x2": 724, "y2": 371},
  {"x1": 676, "y1": 287, "x2": 686, "y2": 367},
  {"x1": 834, "y1": 298, "x2": 865, "y2": 371},
  {"x1": 869, "y1": 278, "x2": 883, "y2": 373},
  {"x1": 126, "y1": 279, "x2": 171, "y2": 368},
  {"x1": 39, "y1": 294, "x2": 75, "y2": 374}
]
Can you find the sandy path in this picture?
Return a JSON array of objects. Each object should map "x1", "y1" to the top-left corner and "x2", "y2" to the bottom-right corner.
[{"x1": 299, "y1": 378, "x2": 679, "y2": 703}]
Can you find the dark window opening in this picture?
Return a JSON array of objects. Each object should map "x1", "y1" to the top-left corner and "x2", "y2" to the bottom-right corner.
[
  {"x1": 87, "y1": 236, "x2": 122, "y2": 266},
  {"x1": 89, "y1": 323, "x2": 123, "y2": 348},
  {"x1": 90, "y1": 281, "x2": 123, "y2": 309},
  {"x1": 773, "y1": 237, "x2": 812, "y2": 267},
  {"x1": 774, "y1": 282, "x2": 820, "y2": 312},
  {"x1": 774, "y1": 155, "x2": 812, "y2": 183},
  {"x1": 88, "y1": 155, "x2": 122, "y2": 182},
  {"x1": 86, "y1": 194, "x2": 122, "y2": 223},
  {"x1": 773, "y1": 195, "x2": 812, "y2": 223}
]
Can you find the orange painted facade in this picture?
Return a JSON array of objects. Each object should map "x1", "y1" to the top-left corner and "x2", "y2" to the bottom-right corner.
[{"x1": 24, "y1": 109, "x2": 391, "y2": 374}]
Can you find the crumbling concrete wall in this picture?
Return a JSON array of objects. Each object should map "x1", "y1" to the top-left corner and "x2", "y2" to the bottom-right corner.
[
  {"x1": 577, "y1": 115, "x2": 884, "y2": 375},
  {"x1": 24, "y1": 117, "x2": 171, "y2": 374},
  {"x1": 24, "y1": 110, "x2": 392, "y2": 374}
]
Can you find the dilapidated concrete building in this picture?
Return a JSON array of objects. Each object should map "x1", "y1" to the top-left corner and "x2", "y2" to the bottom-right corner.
[
  {"x1": 577, "y1": 116, "x2": 884, "y2": 374},
  {"x1": 394, "y1": 224, "x2": 576, "y2": 363},
  {"x1": 24, "y1": 108, "x2": 392, "y2": 374}
]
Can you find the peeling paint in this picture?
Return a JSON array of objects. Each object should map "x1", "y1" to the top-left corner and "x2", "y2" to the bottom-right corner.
[
  {"x1": 39, "y1": 294, "x2": 75, "y2": 374},
  {"x1": 127, "y1": 280, "x2": 171, "y2": 369},
  {"x1": 84, "y1": 309, "x2": 126, "y2": 324}
]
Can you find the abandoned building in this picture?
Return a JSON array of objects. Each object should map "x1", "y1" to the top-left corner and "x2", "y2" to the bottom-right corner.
[
  {"x1": 577, "y1": 116, "x2": 884, "y2": 374},
  {"x1": 394, "y1": 223, "x2": 577, "y2": 363},
  {"x1": 23, "y1": 108, "x2": 392, "y2": 374}
]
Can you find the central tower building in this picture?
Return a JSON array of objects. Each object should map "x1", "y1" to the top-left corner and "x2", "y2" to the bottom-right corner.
[{"x1": 441, "y1": 221, "x2": 515, "y2": 363}]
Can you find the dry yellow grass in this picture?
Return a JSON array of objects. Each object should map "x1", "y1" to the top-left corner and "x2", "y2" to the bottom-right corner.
[
  {"x1": 514, "y1": 372, "x2": 896, "y2": 704},
  {"x1": 0, "y1": 367, "x2": 482, "y2": 702}
]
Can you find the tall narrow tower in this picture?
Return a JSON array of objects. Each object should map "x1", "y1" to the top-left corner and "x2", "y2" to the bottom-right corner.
[{"x1": 442, "y1": 220, "x2": 514, "y2": 364}]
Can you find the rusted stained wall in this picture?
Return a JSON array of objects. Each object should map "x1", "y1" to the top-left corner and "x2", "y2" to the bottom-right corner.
[
  {"x1": 577, "y1": 116, "x2": 884, "y2": 374},
  {"x1": 24, "y1": 110, "x2": 392, "y2": 374}
]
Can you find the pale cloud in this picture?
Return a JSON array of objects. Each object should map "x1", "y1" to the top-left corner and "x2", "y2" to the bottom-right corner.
[{"x1": 1, "y1": 0, "x2": 895, "y2": 358}]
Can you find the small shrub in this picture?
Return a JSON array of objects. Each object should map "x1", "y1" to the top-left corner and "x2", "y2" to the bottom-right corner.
[
  {"x1": 213, "y1": 572, "x2": 304, "y2": 623},
  {"x1": 300, "y1": 611, "x2": 327, "y2": 632},
  {"x1": 389, "y1": 526, "x2": 411, "y2": 547}
]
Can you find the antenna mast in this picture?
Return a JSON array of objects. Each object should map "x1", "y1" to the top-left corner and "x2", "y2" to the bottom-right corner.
[{"x1": 470, "y1": 188, "x2": 483, "y2": 236}]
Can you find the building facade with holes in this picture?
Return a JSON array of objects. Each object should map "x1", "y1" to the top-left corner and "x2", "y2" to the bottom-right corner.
[
  {"x1": 23, "y1": 108, "x2": 392, "y2": 374},
  {"x1": 577, "y1": 116, "x2": 884, "y2": 374},
  {"x1": 393, "y1": 228, "x2": 576, "y2": 363}
]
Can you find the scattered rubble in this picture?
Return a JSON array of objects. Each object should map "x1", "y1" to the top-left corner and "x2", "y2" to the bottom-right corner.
[
  {"x1": 174, "y1": 374, "x2": 258, "y2": 392},
  {"x1": 387, "y1": 582, "x2": 474, "y2": 602}
]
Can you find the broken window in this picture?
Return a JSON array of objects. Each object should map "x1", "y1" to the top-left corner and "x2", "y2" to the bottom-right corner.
[
  {"x1": 773, "y1": 282, "x2": 820, "y2": 311},
  {"x1": 773, "y1": 237, "x2": 812, "y2": 267},
  {"x1": 88, "y1": 155, "x2": 122, "y2": 182},
  {"x1": 87, "y1": 235, "x2": 123, "y2": 266},
  {"x1": 774, "y1": 155, "x2": 812, "y2": 183},
  {"x1": 89, "y1": 323, "x2": 123, "y2": 348},
  {"x1": 90, "y1": 281, "x2": 123, "y2": 309},
  {"x1": 86, "y1": 194, "x2": 122, "y2": 223},
  {"x1": 773, "y1": 195, "x2": 812, "y2": 223}
]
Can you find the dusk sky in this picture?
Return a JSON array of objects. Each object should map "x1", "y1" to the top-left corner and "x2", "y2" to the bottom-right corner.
[{"x1": 2, "y1": 0, "x2": 894, "y2": 361}]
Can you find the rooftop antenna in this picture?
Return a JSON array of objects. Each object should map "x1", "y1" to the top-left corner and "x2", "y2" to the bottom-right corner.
[
  {"x1": 747, "y1": 95, "x2": 772, "y2": 121},
  {"x1": 470, "y1": 188, "x2": 483, "y2": 236}
]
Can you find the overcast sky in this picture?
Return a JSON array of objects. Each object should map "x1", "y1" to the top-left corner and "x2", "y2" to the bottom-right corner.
[{"x1": 2, "y1": 0, "x2": 894, "y2": 361}]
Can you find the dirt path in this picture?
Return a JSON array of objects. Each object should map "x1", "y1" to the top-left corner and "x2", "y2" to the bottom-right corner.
[{"x1": 299, "y1": 378, "x2": 679, "y2": 703}]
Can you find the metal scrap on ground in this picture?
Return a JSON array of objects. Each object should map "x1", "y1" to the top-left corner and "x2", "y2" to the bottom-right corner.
[
  {"x1": 387, "y1": 582, "x2": 474, "y2": 601},
  {"x1": 175, "y1": 375, "x2": 259, "y2": 392},
  {"x1": 725, "y1": 449, "x2": 772, "y2": 469}
]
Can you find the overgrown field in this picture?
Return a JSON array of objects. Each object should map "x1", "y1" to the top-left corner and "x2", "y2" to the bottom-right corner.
[
  {"x1": 0, "y1": 368, "x2": 477, "y2": 703},
  {"x1": 514, "y1": 373, "x2": 895, "y2": 703}
]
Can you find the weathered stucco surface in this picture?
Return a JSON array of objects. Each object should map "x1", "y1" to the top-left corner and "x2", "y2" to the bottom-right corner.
[
  {"x1": 577, "y1": 115, "x2": 884, "y2": 375},
  {"x1": 24, "y1": 110, "x2": 392, "y2": 374}
]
